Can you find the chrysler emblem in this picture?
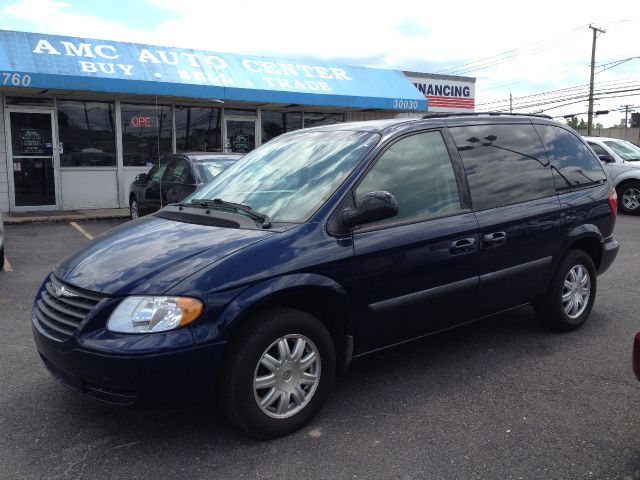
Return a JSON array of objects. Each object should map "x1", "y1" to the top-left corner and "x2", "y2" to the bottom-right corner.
[{"x1": 52, "y1": 282, "x2": 77, "y2": 298}]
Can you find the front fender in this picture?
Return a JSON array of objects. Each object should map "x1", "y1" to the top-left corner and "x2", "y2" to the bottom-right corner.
[
  {"x1": 611, "y1": 169, "x2": 640, "y2": 187},
  {"x1": 209, "y1": 273, "x2": 354, "y2": 342}
]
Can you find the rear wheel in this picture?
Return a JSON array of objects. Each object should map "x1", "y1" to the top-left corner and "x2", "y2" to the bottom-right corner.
[
  {"x1": 617, "y1": 181, "x2": 640, "y2": 215},
  {"x1": 536, "y1": 250, "x2": 597, "y2": 332},
  {"x1": 0, "y1": 246, "x2": 4, "y2": 271},
  {"x1": 220, "y1": 307, "x2": 335, "y2": 439},
  {"x1": 130, "y1": 197, "x2": 140, "y2": 220}
]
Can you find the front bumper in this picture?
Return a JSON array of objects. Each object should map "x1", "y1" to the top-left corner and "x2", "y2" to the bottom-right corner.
[
  {"x1": 32, "y1": 313, "x2": 227, "y2": 407},
  {"x1": 597, "y1": 236, "x2": 620, "y2": 275}
]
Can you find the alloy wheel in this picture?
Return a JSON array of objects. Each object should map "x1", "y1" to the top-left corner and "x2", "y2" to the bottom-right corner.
[
  {"x1": 562, "y1": 264, "x2": 591, "y2": 319},
  {"x1": 253, "y1": 334, "x2": 321, "y2": 419}
]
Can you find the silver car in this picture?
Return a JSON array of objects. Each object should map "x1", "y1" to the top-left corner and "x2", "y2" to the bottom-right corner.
[{"x1": 584, "y1": 136, "x2": 640, "y2": 215}]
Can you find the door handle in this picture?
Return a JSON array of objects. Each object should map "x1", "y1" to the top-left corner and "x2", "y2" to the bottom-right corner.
[
  {"x1": 449, "y1": 237, "x2": 477, "y2": 254},
  {"x1": 482, "y1": 231, "x2": 507, "y2": 248}
]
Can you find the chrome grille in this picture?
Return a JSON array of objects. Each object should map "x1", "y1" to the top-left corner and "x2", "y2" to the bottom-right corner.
[{"x1": 34, "y1": 275, "x2": 104, "y2": 341}]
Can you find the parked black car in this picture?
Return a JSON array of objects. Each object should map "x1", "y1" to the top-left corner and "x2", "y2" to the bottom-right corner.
[
  {"x1": 129, "y1": 153, "x2": 242, "y2": 219},
  {"x1": 33, "y1": 113, "x2": 619, "y2": 439}
]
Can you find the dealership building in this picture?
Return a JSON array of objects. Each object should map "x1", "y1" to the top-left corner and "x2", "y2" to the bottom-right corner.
[{"x1": 0, "y1": 30, "x2": 475, "y2": 213}]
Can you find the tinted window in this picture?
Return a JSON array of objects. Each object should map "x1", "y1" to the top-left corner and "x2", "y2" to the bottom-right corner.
[
  {"x1": 303, "y1": 112, "x2": 345, "y2": 128},
  {"x1": 451, "y1": 123, "x2": 555, "y2": 211},
  {"x1": 147, "y1": 157, "x2": 170, "y2": 183},
  {"x1": 355, "y1": 131, "x2": 461, "y2": 225},
  {"x1": 57, "y1": 101, "x2": 116, "y2": 167},
  {"x1": 534, "y1": 125, "x2": 606, "y2": 190},
  {"x1": 121, "y1": 104, "x2": 172, "y2": 166},
  {"x1": 164, "y1": 158, "x2": 191, "y2": 184},
  {"x1": 262, "y1": 111, "x2": 302, "y2": 143},
  {"x1": 175, "y1": 106, "x2": 221, "y2": 152}
]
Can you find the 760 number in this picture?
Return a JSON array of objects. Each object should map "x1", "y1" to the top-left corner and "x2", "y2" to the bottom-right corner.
[{"x1": 2, "y1": 72, "x2": 31, "y2": 87}]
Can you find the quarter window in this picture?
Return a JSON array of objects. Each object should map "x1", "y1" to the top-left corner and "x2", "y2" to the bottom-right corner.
[
  {"x1": 534, "y1": 125, "x2": 606, "y2": 190},
  {"x1": 450, "y1": 124, "x2": 555, "y2": 211},
  {"x1": 355, "y1": 130, "x2": 461, "y2": 225}
]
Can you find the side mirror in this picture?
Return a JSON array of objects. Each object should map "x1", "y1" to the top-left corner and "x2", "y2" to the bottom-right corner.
[
  {"x1": 135, "y1": 173, "x2": 148, "y2": 183},
  {"x1": 341, "y1": 191, "x2": 399, "y2": 228},
  {"x1": 598, "y1": 154, "x2": 614, "y2": 163}
]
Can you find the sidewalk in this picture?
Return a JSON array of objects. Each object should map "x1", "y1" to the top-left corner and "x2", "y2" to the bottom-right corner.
[{"x1": 3, "y1": 208, "x2": 130, "y2": 225}]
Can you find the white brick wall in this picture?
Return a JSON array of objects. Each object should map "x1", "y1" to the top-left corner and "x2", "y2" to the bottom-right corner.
[{"x1": 0, "y1": 95, "x2": 8, "y2": 213}]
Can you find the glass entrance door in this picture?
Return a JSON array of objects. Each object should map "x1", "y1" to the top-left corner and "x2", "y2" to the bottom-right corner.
[
  {"x1": 7, "y1": 110, "x2": 58, "y2": 209},
  {"x1": 224, "y1": 118, "x2": 256, "y2": 153}
]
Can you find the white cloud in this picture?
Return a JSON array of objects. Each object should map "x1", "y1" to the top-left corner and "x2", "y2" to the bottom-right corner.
[{"x1": 2, "y1": 0, "x2": 639, "y2": 126}]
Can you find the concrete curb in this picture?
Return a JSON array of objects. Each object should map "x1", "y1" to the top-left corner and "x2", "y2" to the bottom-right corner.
[{"x1": 3, "y1": 209, "x2": 130, "y2": 225}]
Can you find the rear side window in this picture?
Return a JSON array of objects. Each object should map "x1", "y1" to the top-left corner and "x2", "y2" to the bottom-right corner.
[
  {"x1": 534, "y1": 125, "x2": 607, "y2": 190},
  {"x1": 450, "y1": 124, "x2": 555, "y2": 211},
  {"x1": 355, "y1": 130, "x2": 461, "y2": 225}
]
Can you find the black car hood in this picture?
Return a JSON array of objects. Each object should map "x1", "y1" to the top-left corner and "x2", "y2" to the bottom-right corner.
[{"x1": 54, "y1": 215, "x2": 274, "y2": 295}]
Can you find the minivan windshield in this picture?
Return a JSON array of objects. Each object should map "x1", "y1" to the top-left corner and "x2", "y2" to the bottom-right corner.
[
  {"x1": 603, "y1": 140, "x2": 640, "y2": 161},
  {"x1": 188, "y1": 130, "x2": 380, "y2": 223}
]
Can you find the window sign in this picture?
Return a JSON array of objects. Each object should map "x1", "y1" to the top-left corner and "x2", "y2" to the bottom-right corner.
[
  {"x1": 20, "y1": 128, "x2": 45, "y2": 154},
  {"x1": 129, "y1": 115, "x2": 155, "y2": 128}
]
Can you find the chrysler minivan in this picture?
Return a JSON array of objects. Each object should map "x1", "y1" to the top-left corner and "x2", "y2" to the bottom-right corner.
[{"x1": 32, "y1": 113, "x2": 619, "y2": 438}]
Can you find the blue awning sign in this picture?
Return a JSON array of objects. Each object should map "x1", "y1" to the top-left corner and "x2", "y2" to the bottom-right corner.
[{"x1": 0, "y1": 30, "x2": 427, "y2": 111}]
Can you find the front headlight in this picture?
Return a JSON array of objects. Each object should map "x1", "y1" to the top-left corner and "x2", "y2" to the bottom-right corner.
[{"x1": 107, "y1": 296, "x2": 204, "y2": 333}]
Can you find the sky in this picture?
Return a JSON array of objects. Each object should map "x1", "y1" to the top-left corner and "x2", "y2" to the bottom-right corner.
[{"x1": 1, "y1": 0, "x2": 639, "y2": 127}]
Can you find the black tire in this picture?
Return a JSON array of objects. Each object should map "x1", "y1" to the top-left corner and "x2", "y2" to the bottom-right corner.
[
  {"x1": 535, "y1": 250, "x2": 597, "y2": 332},
  {"x1": 0, "y1": 246, "x2": 4, "y2": 272},
  {"x1": 219, "y1": 307, "x2": 336, "y2": 439},
  {"x1": 617, "y1": 181, "x2": 640, "y2": 215},
  {"x1": 129, "y1": 197, "x2": 140, "y2": 220}
]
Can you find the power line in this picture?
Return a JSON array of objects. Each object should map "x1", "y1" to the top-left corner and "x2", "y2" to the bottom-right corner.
[
  {"x1": 435, "y1": 25, "x2": 587, "y2": 75},
  {"x1": 477, "y1": 77, "x2": 640, "y2": 107}
]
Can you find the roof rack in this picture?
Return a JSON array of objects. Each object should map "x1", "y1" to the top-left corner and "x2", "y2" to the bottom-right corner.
[{"x1": 422, "y1": 112, "x2": 552, "y2": 120}]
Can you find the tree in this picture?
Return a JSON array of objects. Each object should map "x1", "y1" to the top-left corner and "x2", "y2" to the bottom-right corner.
[{"x1": 566, "y1": 117, "x2": 588, "y2": 131}]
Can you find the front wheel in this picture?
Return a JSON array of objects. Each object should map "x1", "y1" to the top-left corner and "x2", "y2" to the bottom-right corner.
[
  {"x1": 130, "y1": 197, "x2": 140, "y2": 220},
  {"x1": 219, "y1": 307, "x2": 336, "y2": 439},
  {"x1": 535, "y1": 250, "x2": 597, "y2": 332},
  {"x1": 617, "y1": 181, "x2": 640, "y2": 215}
]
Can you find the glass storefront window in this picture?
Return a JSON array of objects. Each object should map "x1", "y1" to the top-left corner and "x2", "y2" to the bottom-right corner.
[
  {"x1": 57, "y1": 101, "x2": 116, "y2": 167},
  {"x1": 303, "y1": 112, "x2": 345, "y2": 128},
  {"x1": 175, "y1": 106, "x2": 222, "y2": 152},
  {"x1": 121, "y1": 104, "x2": 172, "y2": 166},
  {"x1": 261, "y1": 111, "x2": 302, "y2": 143}
]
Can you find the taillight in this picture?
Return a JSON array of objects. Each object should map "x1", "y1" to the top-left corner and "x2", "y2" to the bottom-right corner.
[{"x1": 608, "y1": 187, "x2": 618, "y2": 217}]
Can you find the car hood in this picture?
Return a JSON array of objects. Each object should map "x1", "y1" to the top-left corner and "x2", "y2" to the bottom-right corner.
[{"x1": 54, "y1": 216, "x2": 274, "y2": 295}]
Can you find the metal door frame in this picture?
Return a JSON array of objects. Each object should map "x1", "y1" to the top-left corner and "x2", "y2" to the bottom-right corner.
[
  {"x1": 223, "y1": 115, "x2": 258, "y2": 153},
  {"x1": 5, "y1": 107, "x2": 60, "y2": 211}
]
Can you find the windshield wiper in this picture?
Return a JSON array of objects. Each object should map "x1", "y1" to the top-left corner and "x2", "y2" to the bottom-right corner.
[{"x1": 190, "y1": 198, "x2": 271, "y2": 229}]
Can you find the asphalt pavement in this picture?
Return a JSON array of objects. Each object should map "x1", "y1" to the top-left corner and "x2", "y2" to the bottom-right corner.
[{"x1": 1, "y1": 216, "x2": 639, "y2": 480}]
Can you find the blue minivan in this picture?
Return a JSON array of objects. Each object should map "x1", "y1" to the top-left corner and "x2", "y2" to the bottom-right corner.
[{"x1": 32, "y1": 113, "x2": 619, "y2": 438}]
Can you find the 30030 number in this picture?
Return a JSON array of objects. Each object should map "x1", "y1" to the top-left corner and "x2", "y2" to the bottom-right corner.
[
  {"x1": 393, "y1": 99, "x2": 419, "y2": 110},
  {"x1": 2, "y1": 72, "x2": 31, "y2": 87}
]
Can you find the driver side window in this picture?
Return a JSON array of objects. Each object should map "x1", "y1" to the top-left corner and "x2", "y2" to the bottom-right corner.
[{"x1": 355, "y1": 130, "x2": 461, "y2": 226}]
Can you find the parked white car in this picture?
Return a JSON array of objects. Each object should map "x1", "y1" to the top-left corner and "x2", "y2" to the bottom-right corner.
[{"x1": 583, "y1": 136, "x2": 640, "y2": 215}]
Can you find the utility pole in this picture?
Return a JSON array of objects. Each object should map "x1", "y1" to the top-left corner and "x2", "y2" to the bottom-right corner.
[
  {"x1": 621, "y1": 104, "x2": 633, "y2": 128},
  {"x1": 587, "y1": 25, "x2": 605, "y2": 136},
  {"x1": 510, "y1": 93, "x2": 513, "y2": 113}
]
